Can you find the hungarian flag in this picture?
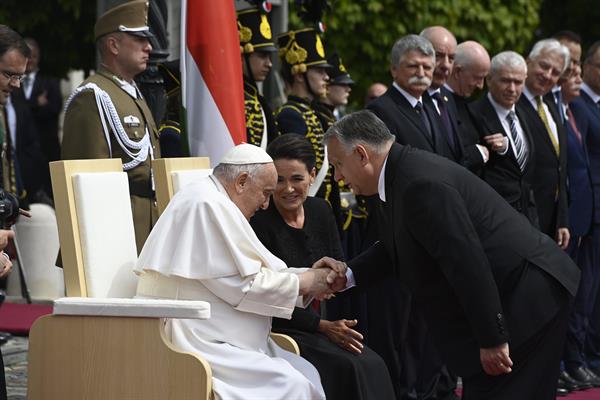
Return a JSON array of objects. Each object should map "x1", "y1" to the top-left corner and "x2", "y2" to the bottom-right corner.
[{"x1": 181, "y1": 0, "x2": 246, "y2": 164}]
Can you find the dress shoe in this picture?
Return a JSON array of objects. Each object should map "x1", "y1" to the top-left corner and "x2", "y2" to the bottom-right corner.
[
  {"x1": 567, "y1": 366, "x2": 600, "y2": 387},
  {"x1": 556, "y1": 387, "x2": 569, "y2": 397},
  {"x1": 560, "y1": 370, "x2": 591, "y2": 390},
  {"x1": 557, "y1": 377, "x2": 573, "y2": 393}
]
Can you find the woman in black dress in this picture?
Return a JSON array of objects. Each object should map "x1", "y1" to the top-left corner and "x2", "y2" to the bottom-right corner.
[{"x1": 251, "y1": 134, "x2": 395, "y2": 400}]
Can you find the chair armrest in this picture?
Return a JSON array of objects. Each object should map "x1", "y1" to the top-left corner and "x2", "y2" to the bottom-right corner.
[
  {"x1": 270, "y1": 332, "x2": 300, "y2": 355},
  {"x1": 53, "y1": 297, "x2": 210, "y2": 319}
]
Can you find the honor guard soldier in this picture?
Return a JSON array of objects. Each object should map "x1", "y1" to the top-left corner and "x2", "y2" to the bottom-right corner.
[
  {"x1": 62, "y1": 0, "x2": 160, "y2": 253},
  {"x1": 315, "y1": 52, "x2": 354, "y2": 129},
  {"x1": 238, "y1": 1, "x2": 279, "y2": 149},
  {"x1": 276, "y1": 28, "x2": 342, "y2": 227}
]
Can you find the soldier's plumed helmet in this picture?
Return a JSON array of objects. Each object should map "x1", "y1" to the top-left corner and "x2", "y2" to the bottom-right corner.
[
  {"x1": 237, "y1": 8, "x2": 277, "y2": 54},
  {"x1": 277, "y1": 28, "x2": 332, "y2": 75}
]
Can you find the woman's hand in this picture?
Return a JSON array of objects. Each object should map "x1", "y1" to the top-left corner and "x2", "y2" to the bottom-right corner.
[{"x1": 318, "y1": 319, "x2": 364, "y2": 354}]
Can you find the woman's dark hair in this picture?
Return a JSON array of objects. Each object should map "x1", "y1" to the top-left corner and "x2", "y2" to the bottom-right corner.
[{"x1": 266, "y1": 133, "x2": 316, "y2": 172}]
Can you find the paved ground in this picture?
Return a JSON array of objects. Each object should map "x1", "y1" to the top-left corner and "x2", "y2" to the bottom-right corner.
[{"x1": 2, "y1": 336, "x2": 27, "y2": 400}]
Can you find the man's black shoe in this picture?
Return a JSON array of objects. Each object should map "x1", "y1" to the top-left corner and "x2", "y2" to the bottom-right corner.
[
  {"x1": 560, "y1": 370, "x2": 589, "y2": 390},
  {"x1": 567, "y1": 366, "x2": 600, "y2": 387},
  {"x1": 556, "y1": 387, "x2": 569, "y2": 397},
  {"x1": 557, "y1": 377, "x2": 573, "y2": 393}
]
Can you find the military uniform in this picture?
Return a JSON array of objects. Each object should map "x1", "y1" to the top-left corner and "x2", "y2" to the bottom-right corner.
[
  {"x1": 62, "y1": 1, "x2": 159, "y2": 253},
  {"x1": 276, "y1": 28, "x2": 341, "y2": 224},
  {"x1": 237, "y1": 7, "x2": 279, "y2": 149}
]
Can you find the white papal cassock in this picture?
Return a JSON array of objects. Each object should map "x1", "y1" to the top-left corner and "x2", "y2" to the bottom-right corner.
[{"x1": 134, "y1": 175, "x2": 325, "y2": 400}]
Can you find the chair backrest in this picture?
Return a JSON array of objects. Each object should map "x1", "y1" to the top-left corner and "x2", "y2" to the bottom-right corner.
[
  {"x1": 10, "y1": 203, "x2": 64, "y2": 300},
  {"x1": 50, "y1": 159, "x2": 138, "y2": 298},
  {"x1": 153, "y1": 157, "x2": 211, "y2": 216}
]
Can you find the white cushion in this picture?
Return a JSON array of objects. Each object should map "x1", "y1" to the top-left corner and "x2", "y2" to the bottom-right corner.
[
  {"x1": 73, "y1": 172, "x2": 138, "y2": 298},
  {"x1": 172, "y1": 169, "x2": 212, "y2": 193},
  {"x1": 53, "y1": 297, "x2": 211, "y2": 319},
  {"x1": 11, "y1": 203, "x2": 64, "y2": 300}
]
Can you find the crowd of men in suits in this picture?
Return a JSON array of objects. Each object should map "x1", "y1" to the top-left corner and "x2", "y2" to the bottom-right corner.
[
  {"x1": 357, "y1": 28, "x2": 600, "y2": 398},
  {"x1": 239, "y1": 5, "x2": 600, "y2": 394}
]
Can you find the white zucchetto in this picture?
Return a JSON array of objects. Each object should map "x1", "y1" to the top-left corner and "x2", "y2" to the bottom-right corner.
[{"x1": 219, "y1": 143, "x2": 273, "y2": 165}]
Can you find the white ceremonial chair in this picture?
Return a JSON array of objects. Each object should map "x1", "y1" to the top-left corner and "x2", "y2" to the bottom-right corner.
[
  {"x1": 27, "y1": 159, "x2": 213, "y2": 400},
  {"x1": 153, "y1": 157, "x2": 301, "y2": 355}
]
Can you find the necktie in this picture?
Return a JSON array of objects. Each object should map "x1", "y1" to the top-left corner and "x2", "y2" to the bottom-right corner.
[
  {"x1": 506, "y1": 110, "x2": 528, "y2": 171},
  {"x1": 566, "y1": 107, "x2": 583, "y2": 145},
  {"x1": 553, "y1": 91, "x2": 564, "y2": 124},
  {"x1": 414, "y1": 101, "x2": 432, "y2": 139},
  {"x1": 431, "y1": 92, "x2": 457, "y2": 152},
  {"x1": 536, "y1": 96, "x2": 560, "y2": 156}
]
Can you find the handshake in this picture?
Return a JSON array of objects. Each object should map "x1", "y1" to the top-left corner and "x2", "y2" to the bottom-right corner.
[{"x1": 297, "y1": 257, "x2": 348, "y2": 300}]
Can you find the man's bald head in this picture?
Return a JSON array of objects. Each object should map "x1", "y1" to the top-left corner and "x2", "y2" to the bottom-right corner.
[
  {"x1": 420, "y1": 26, "x2": 457, "y2": 89},
  {"x1": 447, "y1": 40, "x2": 491, "y2": 97}
]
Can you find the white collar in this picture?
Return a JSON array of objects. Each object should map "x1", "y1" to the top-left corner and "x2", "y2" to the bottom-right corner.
[
  {"x1": 427, "y1": 87, "x2": 441, "y2": 96},
  {"x1": 487, "y1": 92, "x2": 515, "y2": 119},
  {"x1": 392, "y1": 82, "x2": 422, "y2": 108},
  {"x1": 378, "y1": 153, "x2": 389, "y2": 202},
  {"x1": 443, "y1": 83, "x2": 455, "y2": 93},
  {"x1": 581, "y1": 82, "x2": 600, "y2": 103},
  {"x1": 522, "y1": 85, "x2": 541, "y2": 109}
]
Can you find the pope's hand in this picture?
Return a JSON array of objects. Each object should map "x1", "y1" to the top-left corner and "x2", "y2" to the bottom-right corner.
[{"x1": 298, "y1": 268, "x2": 334, "y2": 299}]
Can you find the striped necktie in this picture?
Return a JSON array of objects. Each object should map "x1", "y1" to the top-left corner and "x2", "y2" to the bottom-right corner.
[
  {"x1": 536, "y1": 96, "x2": 559, "y2": 156},
  {"x1": 507, "y1": 110, "x2": 528, "y2": 171}
]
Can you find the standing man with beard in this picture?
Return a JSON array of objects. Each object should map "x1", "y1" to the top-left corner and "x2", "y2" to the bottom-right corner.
[
  {"x1": 62, "y1": 0, "x2": 160, "y2": 253},
  {"x1": 237, "y1": 3, "x2": 279, "y2": 149}
]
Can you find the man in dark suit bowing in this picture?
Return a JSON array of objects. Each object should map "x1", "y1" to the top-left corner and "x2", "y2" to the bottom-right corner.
[
  {"x1": 470, "y1": 51, "x2": 539, "y2": 226},
  {"x1": 324, "y1": 110, "x2": 580, "y2": 399},
  {"x1": 367, "y1": 34, "x2": 453, "y2": 160},
  {"x1": 517, "y1": 39, "x2": 570, "y2": 249},
  {"x1": 366, "y1": 32, "x2": 455, "y2": 399}
]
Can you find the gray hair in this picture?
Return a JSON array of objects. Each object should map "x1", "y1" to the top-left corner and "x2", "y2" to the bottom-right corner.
[
  {"x1": 324, "y1": 110, "x2": 395, "y2": 154},
  {"x1": 528, "y1": 38, "x2": 570, "y2": 74},
  {"x1": 213, "y1": 163, "x2": 267, "y2": 183},
  {"x1": 489, "y1": 51, "x2": 527, "y2": 77},
  {"x1": 391, "y1": 34, "x2": 435, "y2": 66}
]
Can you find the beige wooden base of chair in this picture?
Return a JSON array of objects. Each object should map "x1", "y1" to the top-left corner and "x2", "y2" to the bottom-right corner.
[{"x1": 28, "y1": 315, "x2": 213, "y2": 400}]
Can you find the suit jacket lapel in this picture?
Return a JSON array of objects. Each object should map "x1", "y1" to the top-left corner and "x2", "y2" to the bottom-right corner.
[
  {"x1": 518, "y1": 97, "x2": 558, "y2": 158},
  {"x1": 481, "y1": 97, "x2": 525, "y2": 171},
  {"x1": 389, "y1": 87, "x2": 435, "y2": 148}
]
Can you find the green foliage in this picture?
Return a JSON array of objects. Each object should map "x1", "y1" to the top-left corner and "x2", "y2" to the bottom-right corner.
[
  {"x1": 0, "y1": 0, "x2": 96, "y2": 78},
  {"x1": 290, "y1": 0, "x2": 542, "y2": 109}
]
